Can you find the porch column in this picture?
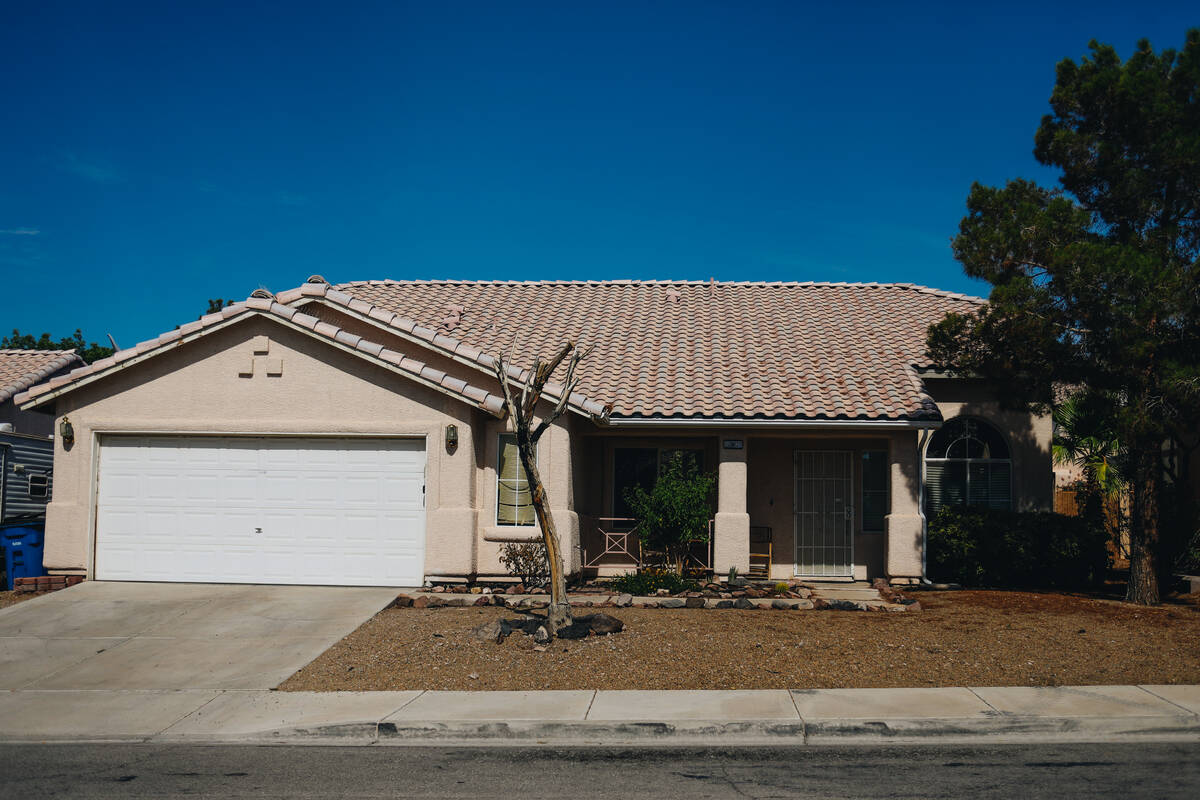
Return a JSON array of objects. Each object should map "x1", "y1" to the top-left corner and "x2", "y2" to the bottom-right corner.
[
  {"x1": 884, "y1": 430, "x2": 925, "y2": 582},
  {"x1": 713, "y1": 441, "x2": 750, "y2": 577}
]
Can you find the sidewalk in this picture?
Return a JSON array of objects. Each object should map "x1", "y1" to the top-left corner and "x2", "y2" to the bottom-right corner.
[{"x1": 0, "y1": 685, "x2": 1197, "y2": 746}]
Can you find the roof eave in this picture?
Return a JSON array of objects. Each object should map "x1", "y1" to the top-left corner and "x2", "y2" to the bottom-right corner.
[{"x1": 601, "y1": 417, "x2": 943, "y2": 430}]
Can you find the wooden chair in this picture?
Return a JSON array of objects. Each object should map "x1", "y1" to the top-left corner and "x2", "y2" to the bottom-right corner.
[{"x1": 748, "y1": 526, "x2": 772, "y2": 578}]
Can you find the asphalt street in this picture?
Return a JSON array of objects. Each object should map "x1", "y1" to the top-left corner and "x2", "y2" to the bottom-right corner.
[{"x1": 1, "y1": 742, "x2": 1198, "y2": 799}]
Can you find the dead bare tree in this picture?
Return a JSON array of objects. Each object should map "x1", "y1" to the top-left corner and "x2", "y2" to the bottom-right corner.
[{"x1": 490, "y1": 340, "x2": 590, "y2": 635}]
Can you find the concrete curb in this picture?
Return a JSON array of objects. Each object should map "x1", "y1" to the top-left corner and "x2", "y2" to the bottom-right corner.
[
  {"x1": 2, "y1": 686, "x2": 1198, "y2": 747},
  {"x1": 145, "y1": 715, "x2": 1200, "y2": 747}
]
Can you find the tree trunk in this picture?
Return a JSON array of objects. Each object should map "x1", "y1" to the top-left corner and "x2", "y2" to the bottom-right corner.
[
  {"x1": 516, "y1": 443, "x2": 572, "y2": 632},
  {"x1": 1126, "y1": 445, "x2": 1161, "y2": 605}
]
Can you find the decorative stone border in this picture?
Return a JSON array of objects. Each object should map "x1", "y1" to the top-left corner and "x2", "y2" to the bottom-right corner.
[{"x1": 393, "y1": 591, "x2": 917, "y2": 612}]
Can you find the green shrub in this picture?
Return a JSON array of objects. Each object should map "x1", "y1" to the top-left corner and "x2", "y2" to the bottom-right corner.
[
  {"x1": 623, "y1": 453, "x2": 716, "y2": 573},
  {"x1": 928, "y1": 506, "x2": 1109, "y2": 589},
  {"x1": 608, "y1": 568, "x2": 699, "y2": 596}
]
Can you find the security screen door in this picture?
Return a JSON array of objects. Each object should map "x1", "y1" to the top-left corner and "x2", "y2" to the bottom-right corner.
[{"x1": 794, "y1": 450, "x2": 854, "y2": 577}]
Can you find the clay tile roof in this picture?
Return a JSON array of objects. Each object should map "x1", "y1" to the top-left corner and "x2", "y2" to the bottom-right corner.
[
  {"x1": 332, "y1": 280, "x2": 985, "y2": 421},
  {"x1": 0, "y1": 349, "x2": 86, "y2": 404},
  {"x1": 12, "y1": 297, "x2": 512, "y2": 418}
]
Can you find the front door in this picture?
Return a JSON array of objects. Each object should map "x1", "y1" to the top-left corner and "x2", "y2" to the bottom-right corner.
[{"x1": 794, "y1": 450, "x2": 854, "y2": 577}]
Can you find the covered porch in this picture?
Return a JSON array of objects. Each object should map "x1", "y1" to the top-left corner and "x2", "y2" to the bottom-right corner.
[{"x1": 573, "y1": 427, "x2": 928, "y2": 584}]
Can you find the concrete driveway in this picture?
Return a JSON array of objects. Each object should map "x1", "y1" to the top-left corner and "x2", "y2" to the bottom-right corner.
[{"x1": 0, "y1": 582, "x2": 398, "y2": 690}]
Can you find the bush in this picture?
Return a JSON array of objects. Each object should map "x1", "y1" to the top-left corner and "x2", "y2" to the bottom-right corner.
[
  {"x1": 498, "y1": 541, "x2": 549, "y2": 588},
  {"x1": 928, "y1": 506, "x2": 1110, "y2": 589},
  {"x1": 608, "y1": 568, "x2": 699, "y2": 596},
  {"x1": 623, "y1": 453, "x2": 716, "y2": 573}
]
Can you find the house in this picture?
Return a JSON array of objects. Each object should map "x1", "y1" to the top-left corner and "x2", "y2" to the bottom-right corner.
[
  {"x1": 14, "y1": 278, "x2": 1053, "y2": 587},
  {"x1": 2, "y1": 349, "x2": 83, "y2": 522},
  {"x1": 1, "y1": 349, "x2": 83, "y2": 436}
]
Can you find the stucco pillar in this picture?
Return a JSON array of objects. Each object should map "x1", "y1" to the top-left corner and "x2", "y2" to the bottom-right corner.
[
  {"x1": 885, "y1": 430, "x2": 925, "y2": 582},
  {"x1": 713, "y1": 442, "x2": 750, "y2": 577},
  {"x1": 425, "y1": 416, "x2": 477, "y2": 578}
]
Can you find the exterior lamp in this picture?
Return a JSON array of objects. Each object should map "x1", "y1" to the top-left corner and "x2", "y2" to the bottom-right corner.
[
  {"x1": 59, "y1": 416, "x2": 75, "y2": 446},
  {"x1": 445, "y1": 424, "x2": 458, "y2": 452}
]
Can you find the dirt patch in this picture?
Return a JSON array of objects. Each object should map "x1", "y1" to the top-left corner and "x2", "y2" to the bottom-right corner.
[
  {"x1": 0, "y1": 591, "x2": 33, "y2": 610},
  {"x1": 279, "y1": 590, "x2": 1200, "y2": 691}
]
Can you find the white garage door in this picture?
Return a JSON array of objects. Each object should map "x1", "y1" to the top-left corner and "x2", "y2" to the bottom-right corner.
[{"x1": 95, "y1": 436, "x2": 426, "y2": 586}]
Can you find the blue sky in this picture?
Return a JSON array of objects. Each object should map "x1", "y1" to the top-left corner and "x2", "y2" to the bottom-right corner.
[{"x1": 1, "y1": 2, "x2": 1194, "y2": 348}]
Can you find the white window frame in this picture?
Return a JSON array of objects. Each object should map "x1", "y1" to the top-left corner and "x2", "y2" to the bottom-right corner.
[{"x1": 496, "y1": 433, "x2": 536, "y2": 526}]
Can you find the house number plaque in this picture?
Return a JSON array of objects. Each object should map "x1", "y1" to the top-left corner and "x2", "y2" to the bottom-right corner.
[{"x1": 722, "y1": 439, "x2": 744, "y2": 450}]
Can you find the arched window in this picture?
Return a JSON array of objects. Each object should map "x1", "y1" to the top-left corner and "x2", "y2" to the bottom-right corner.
[{"x1": 924, "y1": 417, "x2": 1012, "y2": 517}]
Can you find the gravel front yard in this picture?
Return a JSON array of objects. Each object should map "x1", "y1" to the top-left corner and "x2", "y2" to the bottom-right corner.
[
  {"x1": 279, "y1": 590, "x2": 1200, "y2": 691},
  {"x1": 0, "y1": 590, "x2": 33, "y2": 610}
]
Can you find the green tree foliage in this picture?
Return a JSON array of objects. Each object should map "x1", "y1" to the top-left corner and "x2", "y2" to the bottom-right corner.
[
  {"x1": 623, "y1": 453, "x2": 716, "y2": 574},
  {"x1": 1053, "y1": 393, "x2": 1124, "y2": 540},
  {"x1": 2, "y1": 328, "x2": 115, "y2": 364},
  {"x1": 929, "y1": 506, "x2": 1110, "y2": 590},
  {"x1": 204, "y1": 299, "x2": 234, "y2": 316},
  {"x1": 926, "y1": 31, "x2": 1200, "y2": 604}
]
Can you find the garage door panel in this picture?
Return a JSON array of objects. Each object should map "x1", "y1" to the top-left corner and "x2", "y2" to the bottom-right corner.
[
  {"x1": 96, "y1": 436, "x2": 426, "y2": 586},
  {"x1": 218, "y1": 473, "x2": 257, "y2": 504}
]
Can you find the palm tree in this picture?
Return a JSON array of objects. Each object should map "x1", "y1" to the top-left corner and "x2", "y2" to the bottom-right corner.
[{"x1": 1053, "y1": 394, "x2": 1124, "y2": 547}]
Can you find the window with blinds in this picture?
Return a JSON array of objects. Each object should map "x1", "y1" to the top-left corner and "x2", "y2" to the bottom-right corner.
[
  {"x1": 924, "y1": 417, "x2": 1012, "y2": 518},
  {"x1": 497, "y1": 433, "x2": 535, "y2": 526}
]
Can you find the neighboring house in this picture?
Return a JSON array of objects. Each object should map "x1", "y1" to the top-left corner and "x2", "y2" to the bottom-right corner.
[
  {"x1": 1, "y1": 349, "x2": 83, "y2": 436},
  {"x1": 15, "y1": 278, "x2": 1053, "y2": 586},
  {"x1": 1, "y1": 349, "x2": 82, "y2": 522}
]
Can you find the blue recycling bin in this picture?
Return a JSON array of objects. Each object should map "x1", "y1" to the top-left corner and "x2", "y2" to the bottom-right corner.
[{"x1": 1, "y1": 522, "x2": 45, "y2": 591}]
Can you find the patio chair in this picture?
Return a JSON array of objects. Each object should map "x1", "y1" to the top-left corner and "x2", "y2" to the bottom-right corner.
[{"x1": 748, "y1": 526, "x2": 772, "y2": 578}]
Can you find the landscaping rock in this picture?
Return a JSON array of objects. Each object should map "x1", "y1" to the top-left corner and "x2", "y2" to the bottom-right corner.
[
  {"x1": 733, "y1": 597, "x2": 756, "y2": 610},
  {"x1": 471, "y1": 619, "x2": 509, "y2": 643},
  {"x1": 659, "y1": 598, "x2": 686, "y2": 608},
  {"x1": 771, "y1": 599, "x2": 794, "y2": 609},
  {"x1": 473, "y1": 596, "x2": 490, "y2": 606},
  {"x1": 392, "y1": 595, "x2": 414, "y2": 608},
  {"x1": 637, "y1": 601, "x2": 659, "y2": 609},
  {"x1": 556, "y1": 622, "x2": 591, "y2": 640},
  {"x1": 615, "y1": 593, "x2": 633, "y2": 607},
  {"x1": 591, "y1": 614, "x2": 624, "y2": 634},
  {"x1": 685, "y1": 597, "x2": 705, "y2": 608},
  {"x1": 714, "y1": 600, "x2": 734, "y2": 609},
  {"x1": 412, "y1": 596, "x2": 431, "y2": 609},
  {"x1": 655, "y1": 589, "x2": 671, "y2": 597},
  {"x1": 450, "y1": 586, "x2": 467, "y2": 594},
  {"x1": 532, "y1": 626, "x2": 550, "y2": 644}
]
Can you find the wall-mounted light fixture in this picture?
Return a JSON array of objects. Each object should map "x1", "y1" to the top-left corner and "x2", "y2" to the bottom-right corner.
[
  {"x1": 59, "y1": 416, "x2": 75, "y2": 446},
  {"x1": 445, "y1": 424, "x2": 459, "y2": 452}
]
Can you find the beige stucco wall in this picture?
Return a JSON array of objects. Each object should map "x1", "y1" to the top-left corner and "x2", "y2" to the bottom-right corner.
[
  {"x1": 471, "y1": 411, "x2": 579, "y2": 578},
  {"x1": 40, "y1": 315, "x2": 486, "y2": 579},
  {"x1": 926, "y1": 378, "x2": 1055, "y2": 512}
]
